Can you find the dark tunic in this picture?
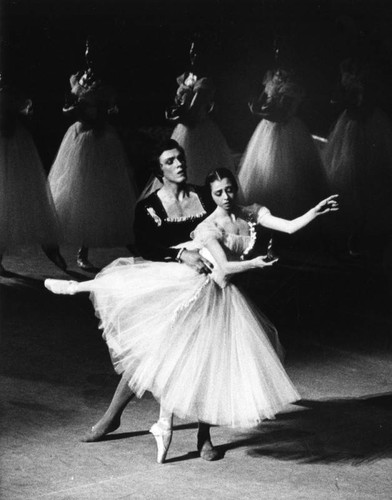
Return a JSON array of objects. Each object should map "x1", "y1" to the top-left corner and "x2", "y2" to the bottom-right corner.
[{"x1": 134, "y1": 185, "x2": 212, "y2": 261}]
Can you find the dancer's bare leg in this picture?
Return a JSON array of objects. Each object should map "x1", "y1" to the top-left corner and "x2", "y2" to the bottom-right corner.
[{"x1": 82, "y1": 375, "x2": 135, "y2": 442}]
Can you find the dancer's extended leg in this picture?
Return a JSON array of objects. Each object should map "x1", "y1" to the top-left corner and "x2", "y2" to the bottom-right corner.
[
  {"x1": 44, "y1": 278, "x2": 95, "y2": 295},
  {"x1": 82, "y1": 375, "x2": 135, "y2": 442}
]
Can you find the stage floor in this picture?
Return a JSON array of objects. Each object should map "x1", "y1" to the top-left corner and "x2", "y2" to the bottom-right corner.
[{"x1": 1, "y1": 246, "x2": 391, "y2": 499}]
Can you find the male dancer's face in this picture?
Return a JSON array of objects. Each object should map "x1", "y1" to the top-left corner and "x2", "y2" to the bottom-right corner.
[{"x1": 159, "y1": 148, "x2": 187, "y2": 185}]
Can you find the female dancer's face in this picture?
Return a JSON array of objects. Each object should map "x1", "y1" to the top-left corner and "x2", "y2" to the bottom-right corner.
[
  {"x1": 159, "y1": 148, "x2": 187, "y2": 184},
  {"x1": 210, "y1": 178, "x2": 237, "y2": 212}
]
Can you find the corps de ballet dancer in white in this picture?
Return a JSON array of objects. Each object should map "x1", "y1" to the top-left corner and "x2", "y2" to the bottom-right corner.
[
  {"x1": 238, "y1": 67, "x2": 327, "y2": 219},
  {"x1": 0, "y1": 74, "x2": 66, "y2": 275},
  {"x1": 140, "y1": 41, "x2": 234, "y2": 199},
  {"x1": 322, "y1": 57, "x2": 392, "y2": 256},
  {"x1": 45, "y1": 165, "x2": 338, "y2": 464},
  {"x1": 48, "y1": 39, "x2": 137, "y2": 270}
]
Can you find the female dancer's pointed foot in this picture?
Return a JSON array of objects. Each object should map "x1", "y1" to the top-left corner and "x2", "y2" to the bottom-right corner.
[
  {"x1": 149, "y1": 422, "x2": 173, "y2": 464},
  {"x1": 81, "y1": 418, "x2": 121, "y2": 442},
  {"x1": 44, "y1": 279, "x2": 78, "y2": 295}
]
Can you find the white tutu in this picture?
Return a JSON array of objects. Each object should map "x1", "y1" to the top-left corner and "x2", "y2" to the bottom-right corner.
[
  {"x1": 89, "y1": 257, "x2": 300, "y2": 428},
  {"x1": 238, "y1": 118, "x2": 327, "y2": 218},
  {"x1": 49, "y1": 122, "x2": 137, "y2": 246},
  {"x1": 172, "y1": 118, "x2": 235, "y2": 185},
  {"x1": 0, "y1": 124, "x2": 60, "y2": 249},
  {"x1": 323, "y1": 108, "x2": 392, "y2": 235}
]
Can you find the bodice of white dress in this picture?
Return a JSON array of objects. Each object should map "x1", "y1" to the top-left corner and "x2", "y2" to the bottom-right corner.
[{"x1": 191, "y1": 205, "x2": 269, "y2": 287}]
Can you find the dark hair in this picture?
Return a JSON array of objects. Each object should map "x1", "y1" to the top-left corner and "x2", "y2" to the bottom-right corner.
[
  {"x1": 151, "y1": 139, "x2": 185, "y2": 181},
  {"x1": 205, "y1": 168, "x2": 238, "y2": 193}
]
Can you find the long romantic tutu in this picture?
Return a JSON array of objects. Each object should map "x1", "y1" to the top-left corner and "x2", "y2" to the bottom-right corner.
[
  {"x1": 0, "y1": 124, "x2": 60, "y2": 249},
  {"x1": 238, "y1": 118, "x2": 327, "y2": 218},
  {"x1": 49, "y1": 122, "x2": 137, "y2": 246},
  {"x1": 89, "y1": 257, "x2": 300, "y2": 428},
  {"x1": 323, "y1": 108, "x2": 392, "y2": 235},
  {"x1": 172, "y1": 118, "x2": 234, "y2": 185}
]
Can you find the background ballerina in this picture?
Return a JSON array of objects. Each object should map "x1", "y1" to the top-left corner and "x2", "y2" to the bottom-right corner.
[
  {"x1": 140, "y1": 38, "x2": 234, "y2": 199},
  {"x1": 48, "y1": 38, "x2": 137, "y2": 270},
  {"x1": 322, "y1": 57, "x2": 392, "y2": 257},
  {"x1": 238, "y1": 54, "x2": 327, "y2": 221},
  {"x1": 0, "y1": 70, "x2": 66, "y2": 275}
]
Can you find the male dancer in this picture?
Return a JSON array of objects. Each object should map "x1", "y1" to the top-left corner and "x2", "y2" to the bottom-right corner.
[{"x1": 81, "y1": 139, "x2": 219, "y2": 461}]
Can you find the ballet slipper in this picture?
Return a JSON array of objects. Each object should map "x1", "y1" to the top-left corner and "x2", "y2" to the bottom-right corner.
[
  {"x1": 149, "y1": 422, "x2": 173, "y2": 464},
  {"x1": 197, "y1": 424, "x2": 220, "y2": 461},
  {"x1": 197, "y1": 439, "x2": 220, "y2": 461},
  {"x1": 81, "y1": 418, "x2": 121, "y2": 442},
  {"x1": 44, "y1": 279, "x2": 78, "y2": 295}
]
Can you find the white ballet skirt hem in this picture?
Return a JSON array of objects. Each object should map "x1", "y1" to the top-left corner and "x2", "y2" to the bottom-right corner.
[
  {"x1": 0, "y1": 124, "x2": 60, "y2": 249},
  {"x1": 49, "y1": 122, "x2": 136, "y2": 246}
]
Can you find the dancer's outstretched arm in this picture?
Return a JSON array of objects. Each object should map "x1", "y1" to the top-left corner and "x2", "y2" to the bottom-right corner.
[{"x1": 260, "y1": 195, "x2": 339, "y2": 234}]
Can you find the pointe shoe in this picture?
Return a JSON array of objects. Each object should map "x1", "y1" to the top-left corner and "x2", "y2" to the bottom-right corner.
[
  {"x1": 149, "y1": 422, "x2": 173, "y2": 464},
  {"x1": 44, "y1": 279, "x2": 78, "y2": 295},
  {"x1": 81, "y1": 419, "x2": 120, "y2": 442}
]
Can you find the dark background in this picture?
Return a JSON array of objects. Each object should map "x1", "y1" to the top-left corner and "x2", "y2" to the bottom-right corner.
[{"x1": 2, "y1": 0, "x2": 392, "y2": 168}]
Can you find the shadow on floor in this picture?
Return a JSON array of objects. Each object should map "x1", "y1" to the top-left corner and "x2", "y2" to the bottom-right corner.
[{"x1": 216, "y1": 393, "x2": 392, "y2": 465}]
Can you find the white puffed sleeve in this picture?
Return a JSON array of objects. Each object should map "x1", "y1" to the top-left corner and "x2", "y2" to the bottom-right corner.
[
  {"x1": 241, "y1": 204, "x2": 271, "y2": 224},
  {"x1": 191, "y1": 220, "x2": 224, "y2": 247}
]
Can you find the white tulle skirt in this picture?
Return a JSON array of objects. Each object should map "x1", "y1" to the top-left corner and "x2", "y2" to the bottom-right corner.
[
  {"x1": 49, "y1": 122, "x2": 137, "y2": 246},
  {"x1": 323, "y1": 109, "x2": 392, "y2": 235},
  {"x1": 172, "y1": 118, "x2": 234, "y2": 185},
  {"x1": 0, "y1": 125, "x2": 60, "y2": 250},
  {"x1": 89, "y1": 257, "x2": 300, "y2": 428},
  {"x1": 238, "y1": 118, "x2": 327, "y2": 218}
]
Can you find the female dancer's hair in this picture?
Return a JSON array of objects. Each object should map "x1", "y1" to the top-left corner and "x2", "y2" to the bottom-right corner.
[
  {"x1": 151, "y1": 139, "x2": 185, "y2": 181},
  {"x1": 205, "y1": 168, "x2": 238, "y2": 193}
]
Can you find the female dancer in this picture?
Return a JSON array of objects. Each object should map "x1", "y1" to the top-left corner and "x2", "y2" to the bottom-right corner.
[
  {"x1": 322, "y1": 57, "x2": 392, "y2": 256},
  {"x1": 238, "y1": 67, "x2": 327, "y2": 219},
  {"x1": 45, "y1": 166, "x2": 338, "y2": 463},
  {"x1": 49, "y1": 40, "x2": 137, "y2": 269},
  {"x1": 0, "y1": 76, "x2": 66, "y2": 274},
  {"x1": 140, "y1": 42, "x2": 234, "y2": 199}
]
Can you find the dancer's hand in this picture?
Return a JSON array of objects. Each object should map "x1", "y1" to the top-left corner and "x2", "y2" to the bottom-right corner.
[
  {"x1": 252, "y1": 255, "x2": 279, "y2": 269},
  {"x1": 313, "y1": 195, "x2": 339, "y2": 216},
  {"x1": 180, "y1": 250, "x2": 213, "y2": 274}
]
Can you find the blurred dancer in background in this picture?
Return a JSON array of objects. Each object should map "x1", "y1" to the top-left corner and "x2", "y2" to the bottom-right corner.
[
  {"x1": 49, "y1": 38, "x2": 137, "y2": 270},
  {"x1": 238, "y1": 41, "x2": 327, "y2": 220},
  {"x1": 0, "y1": 69, "x2": 66, "y2": 275}
]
